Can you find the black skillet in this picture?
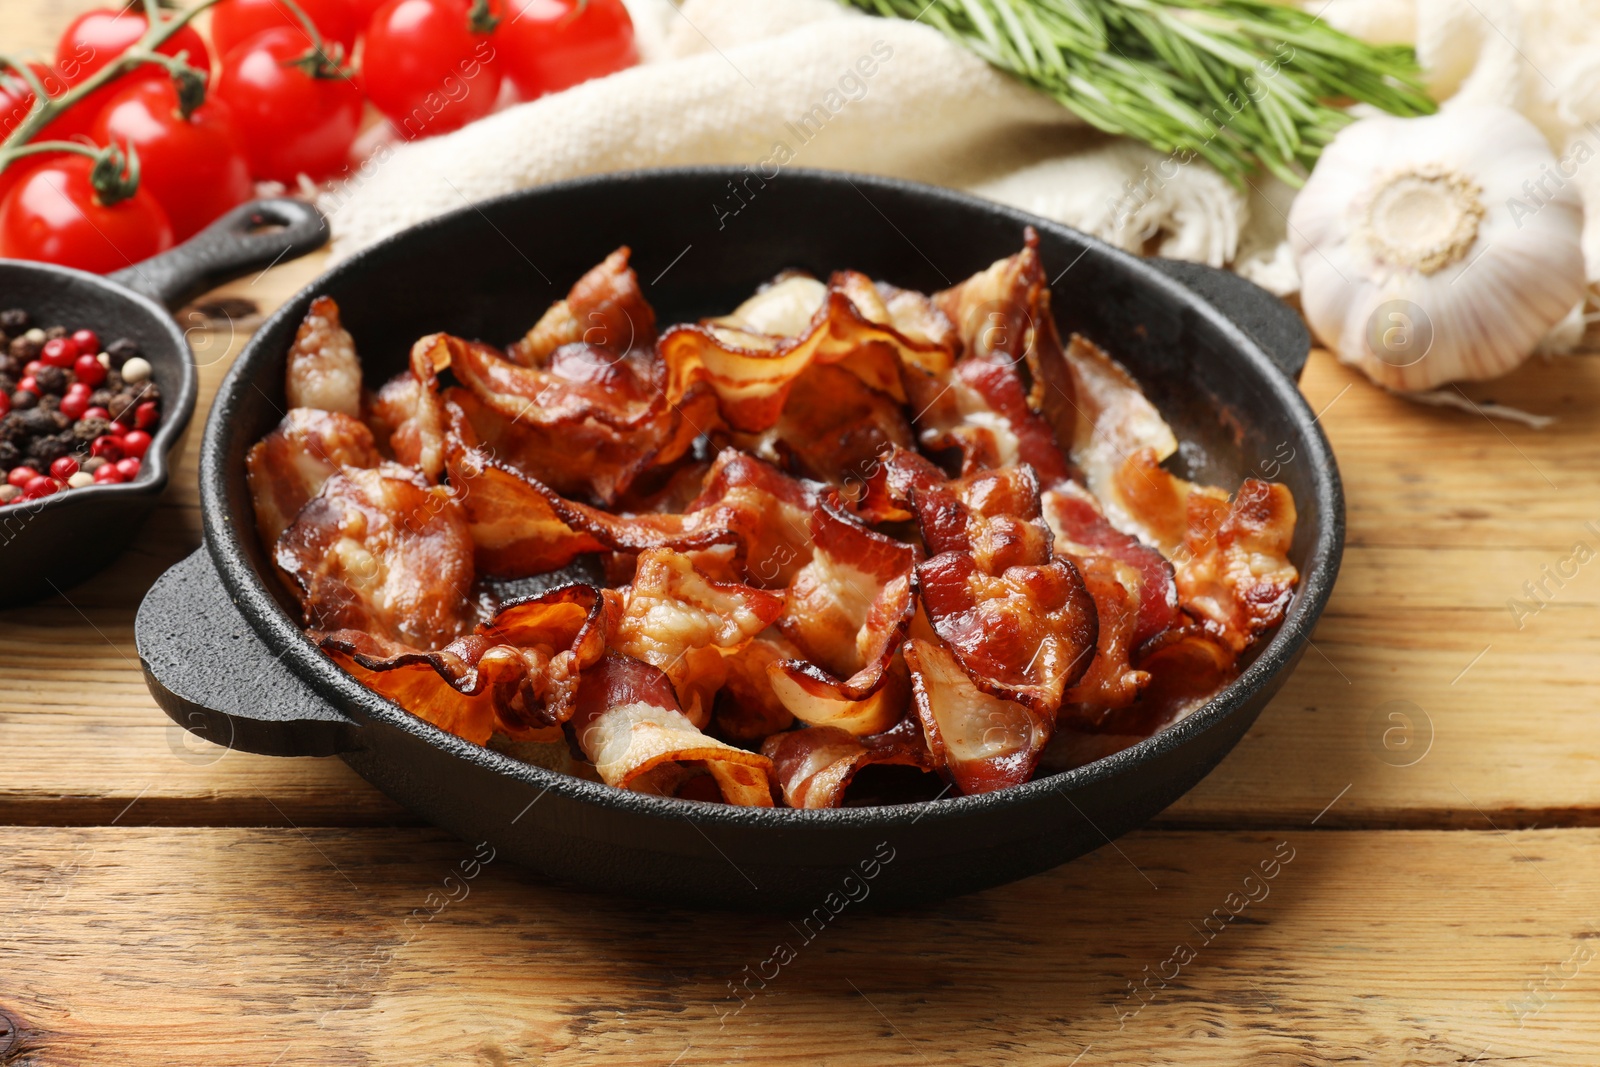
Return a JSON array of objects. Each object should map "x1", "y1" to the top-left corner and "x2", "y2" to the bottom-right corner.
[
  {"x1": 0, "y1": 198, "x2": 327, "y2": 608},
  {"x1": 136, "y1": 169, "x2": 1343, "y2": 910}
]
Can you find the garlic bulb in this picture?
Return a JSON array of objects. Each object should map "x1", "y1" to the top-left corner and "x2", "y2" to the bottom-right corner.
[{"x1": 1289, "y1": 107, "x2": 1587, "y2": 392}]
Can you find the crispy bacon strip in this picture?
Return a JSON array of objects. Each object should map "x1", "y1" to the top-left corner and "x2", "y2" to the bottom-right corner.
[
  {"x1": 911, "y1": 230, "x2": 1076, "y2": 482},
  {"x1": 318, "y1": 584, "x2": 607, "y2": 743},
  {"x1": 569, "y1": 652, "x2": 775, "y2": 805},
  {"x1": 285, "y1": 296, "x2": 361, "y2": 417},
  {"x1": 276, "y1": 468, "x2": 478, "y2": 649},
  {"x1": 436, "y1": 331, "x2": 713, "y2": 504},
  {"x1": 911, "y1": 465, "x2": 1098, "y2": 714},
  {"x1": 366, "y1": 334, "x2": 452, "y2": 482},
  {"x1": 246, "y1": 408, "x2": 381, "y2": 546},
  {"x1": 762, "y1": 720, "x2": 933, "y2": 809},
  {"x1": 659, "y1": 278, "x2": 954, "y2": 434},
  {"x1": 714, "y1": 632, "x2": 800, "y2": 742},
  {"x1": 729, "y1": 363, "x2": 913, "y2": 491},
  {"x1": 771, "y1": 496, "x2": 918, "y2": 735},
  {"x1": 1042, "y1": 479, "x2": 1180, "y2": 650},
  {"x1": 510, "y1": 246, "x2": 656, "y2": 365},
  {"x1": 606, "y1": 549, "x2": 785, "y2": 727},
  {"x1": 1114, "y1": 450, "x2": 1299, "y2": 652},
  {"x1": 903, "y1": 637, "x2": 1045, "y2": 795}
]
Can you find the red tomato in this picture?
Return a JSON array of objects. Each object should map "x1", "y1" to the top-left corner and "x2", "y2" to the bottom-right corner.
[
  {"x1": 90, "y1": 79, "x2": 254, "y2": 241},
  {"x1": 57, "y1": 9, "x2": 212, "y2": 83},
  {"x1": 363, "y1": 0, "x2": 502, "y2": 140},
  {"x1": 214, "y1": 28, "x2": 364, "y2": 183},
  {"x1": 497, "y1": 0, "x2": 635, "y2": 101},
  {"x1": 347, "y1": 0, "x2": 395, "y2": 27},
  {"x1": 211, "y1": 0, "x2": 362, "y2": 61},
  {"x1": 0, "y1": 155, "x2": 174, "y2": 274}
]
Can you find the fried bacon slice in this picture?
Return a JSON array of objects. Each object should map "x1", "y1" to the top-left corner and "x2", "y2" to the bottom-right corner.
[
  {"x1": 714, "y1": 632, "x2": 800, "y2": 742},
  {"x1": 1041, "y1": 479, "x2": 1180, "y2": 649},
  {"x1": 604, "y1": 549, "x2": 785, "y2": 727},
  {"x1": 285, "y1": 296, "x2": 362, "y2": 417},
  {"x1": 510, "y1": 246, "x2": 656, "y2": 365},
  {"x1": 910, "y1": 465, "x2": 1098, "y2": 715},
  {"x1": 246, "y1": 408, "x2": 381, "y2": 546},
  {"x1": 729, "y1": 363, "x2": 914, "y2": 491},
  {"x1": 318, "y1": 584, "x2": 606, "y2": 744},
  {"x1": 1061, "y1": 333, "x2": 1178, "y2": 537},
  {"x1": 569, "y1": 652, "x2": 775, "y2": 805},
  {"x1": 276, "y1": 467, "x2": 478, "y2": 649},
  {"x1": 762, "y1": 719, "x2": 934, "y2": 809},
  {"x1": 1114, "y1": 450, "x2": 1299, "y2": 652},
  {"x1": 910, "y1": 229, "x2": 1076, "y2": 483},
  {"x1": 659, "y1": 276, "x2": 955, "y2": 434},
  {"x1": 771, "y1": 496, "x2": 918, "y2": 736},
  {"x1": 366, "y1": 334, "x2": 451, "y2": 482},
  {"x1": 433, "y1": 330, "x2": 713, "y2": 504},
  {"x1": 903, "y1": 637, "x2": 1045, "y2": 795}
]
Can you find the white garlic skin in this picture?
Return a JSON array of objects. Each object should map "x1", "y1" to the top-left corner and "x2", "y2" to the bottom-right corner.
[{"x1": 1290, "y1": 107, "x2": 1587, "y2": 392}]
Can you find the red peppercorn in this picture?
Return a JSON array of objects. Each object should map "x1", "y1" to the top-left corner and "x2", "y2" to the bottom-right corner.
[
  {"x1": 40, "y1": 336, "x2": 78, "y2": 369},
  {"x1": 115, "y1": 457, "x2": 142, "y2": 480},
  {"x1": 0, "y1": 392, "x2": 9, "y2": 418},
  {"x1": 59, "y1": 392, "x2": 89, "y2": 420},
  {"x1": 121, "y1": 430, "x2": 152, "y2": 459},
  {"x1": 91, "y1": 435, "x2": 124, "y2": 461},
  {"x1": 71, "y1": 329, "x2": 99, "y2": 356},
  {"x1": 23, "y1": 475, "x2": 58, "y2": 499},
  {"x1": 72, "y1": 354, "x2": 107, "y2": 387},
  {"x1": 7, "y1": 466, "x2": 37, "y2": 488},
  {"x1": 24, "y1": 359, "x2": 45, "y2": 377},
  {"x1": 93, "y1": 464, "x2": 124, "y2": 484},
  {"x1": 49, "y1": 456, "x2": 79, "y2": 481},
  {"x1": 17, "y1": 376, "x2": 40, "y2": 395},
  {"x1": 84, "y1": 406, "x2": 111, "y2": 421},
  {"x1": 134, "y1": 401, "x2": 160, "y2": 430}
]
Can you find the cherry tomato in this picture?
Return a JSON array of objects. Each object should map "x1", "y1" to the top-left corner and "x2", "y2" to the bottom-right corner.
[
  {"x1": 212, "y1": 0, "x2": 362, "y2": 61},
  {"x1": 91, "y1": 79, "x2": 254, "y2": 241},
  {"x1": 214, "y1": 28, "x2": 364, "y2": 183},
  {"x1": 58, "y1": 9, "x2": 212, "y2": 84},
  {"x1": 363, "y1": 0, "x2": 502, "y2": 140},
  {"x1": 497, "y1": 0, "x2": 635, "y2": 101},
  {"x1": 347, "y1": 0, "x2": 395, "y2": 26},
  {"x1": 0, "y1": 155, "x2": 174, "y2": 274}
]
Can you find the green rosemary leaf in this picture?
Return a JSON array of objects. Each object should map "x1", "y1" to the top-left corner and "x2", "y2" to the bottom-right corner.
[{"x1": 838, "y1": 0, "x2": 1436, "y2": 185}]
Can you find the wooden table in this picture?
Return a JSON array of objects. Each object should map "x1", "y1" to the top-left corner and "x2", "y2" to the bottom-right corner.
[{"x1": 7, "y1": 6, "x2": 1600, "y2": 1065}]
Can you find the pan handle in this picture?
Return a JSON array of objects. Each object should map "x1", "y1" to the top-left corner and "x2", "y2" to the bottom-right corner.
[
  {"x1": 1148, "y1": 258, "x2": 1310, "y2": 382},
  {"x1": 109, "y1": 198, "x2": 329, "y2": 313},
  {"x1": 136, "y1": 549, "x2": 360, "y2": 757}
]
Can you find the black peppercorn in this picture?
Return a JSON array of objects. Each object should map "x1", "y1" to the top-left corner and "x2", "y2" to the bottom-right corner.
[
  {"x1": 73, "y1": 415, "x2": 111, "y2": 442},
  {"x1": 37, "y1": 394, "x2": 59, "y2": 414},
  {"x1": 18, "y1": 407, "x2": 57, "y2": 437},
  {"x1": 105, "y1": 338, "x2": 140, "y2": 368},
  {"x1": 33, "y1": 365, "x2": 67, "y2": 395},
  {"x1": 42, "y1": 325, "x2": 66, "y2": 341},
  {"x1": 0, "y1": 415, "x2": 20, "y2": 444},
  {"x1": 10, "y1": 389, "x2": 37, "y2": 412},
  {"x1": 0, "y1": 440, "x2": 18, "y2": 469},
  {"x1": 0, "y1": 373, "x2": 14, "y2": 396},
  {"x1": 26, "y1": 434, "x2": 69, "y2": 466},
  {"x1": 0, "y1": 309, "x2": 29, "y2": 334},
  {"x1": 9, "y1": 335, "x2": 40, "y2": 362},
  {"x1": 90, "y1": 388, "x2": 113, "y2": 409},
  {"x1": 103, "y1": 368, "x2": 125, "y2": 391}
]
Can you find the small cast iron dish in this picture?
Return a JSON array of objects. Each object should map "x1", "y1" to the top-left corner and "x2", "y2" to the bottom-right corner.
[
  {"x1": 0, "y1": 199, "x2": 328, "y2": 608},
  {"x1": 136, "y1": 169, "x2": 1343, "y2": 910}
]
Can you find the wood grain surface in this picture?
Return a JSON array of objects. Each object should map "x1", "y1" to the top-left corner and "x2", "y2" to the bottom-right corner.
[{"x1": 4, "y1": 2, "x2": 1600, "y2": 1064}]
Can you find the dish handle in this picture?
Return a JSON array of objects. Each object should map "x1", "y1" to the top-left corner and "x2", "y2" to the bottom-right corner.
[
  {"x1": 136, "y1": 549, "x2": 360, "y2": 758},
  {"x1": 109, "y1": 198, "x2": 329, "y2": 313},
  {"x1": 1148, "y1": 258, "x2": 1310, "y2": 381}
]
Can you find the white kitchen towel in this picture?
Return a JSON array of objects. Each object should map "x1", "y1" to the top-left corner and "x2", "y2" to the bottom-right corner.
[{"x1": 324, "y1": 0, "x2": 1600, "y2": 304}]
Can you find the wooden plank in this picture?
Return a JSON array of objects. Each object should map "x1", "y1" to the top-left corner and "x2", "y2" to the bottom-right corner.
[{"x1": 2, "y1": 827, "x2": 1596, "y2": 1065}]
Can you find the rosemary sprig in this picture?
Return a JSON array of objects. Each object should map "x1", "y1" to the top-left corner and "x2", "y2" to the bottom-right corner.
[{"x1": 838, "y1": 0, "x2": 1436, "y2": 185}]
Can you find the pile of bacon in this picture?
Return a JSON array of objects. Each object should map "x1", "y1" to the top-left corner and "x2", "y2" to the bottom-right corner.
[{"x1": 246, "y1": 229, "x2": 1298, "y2": 809}]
